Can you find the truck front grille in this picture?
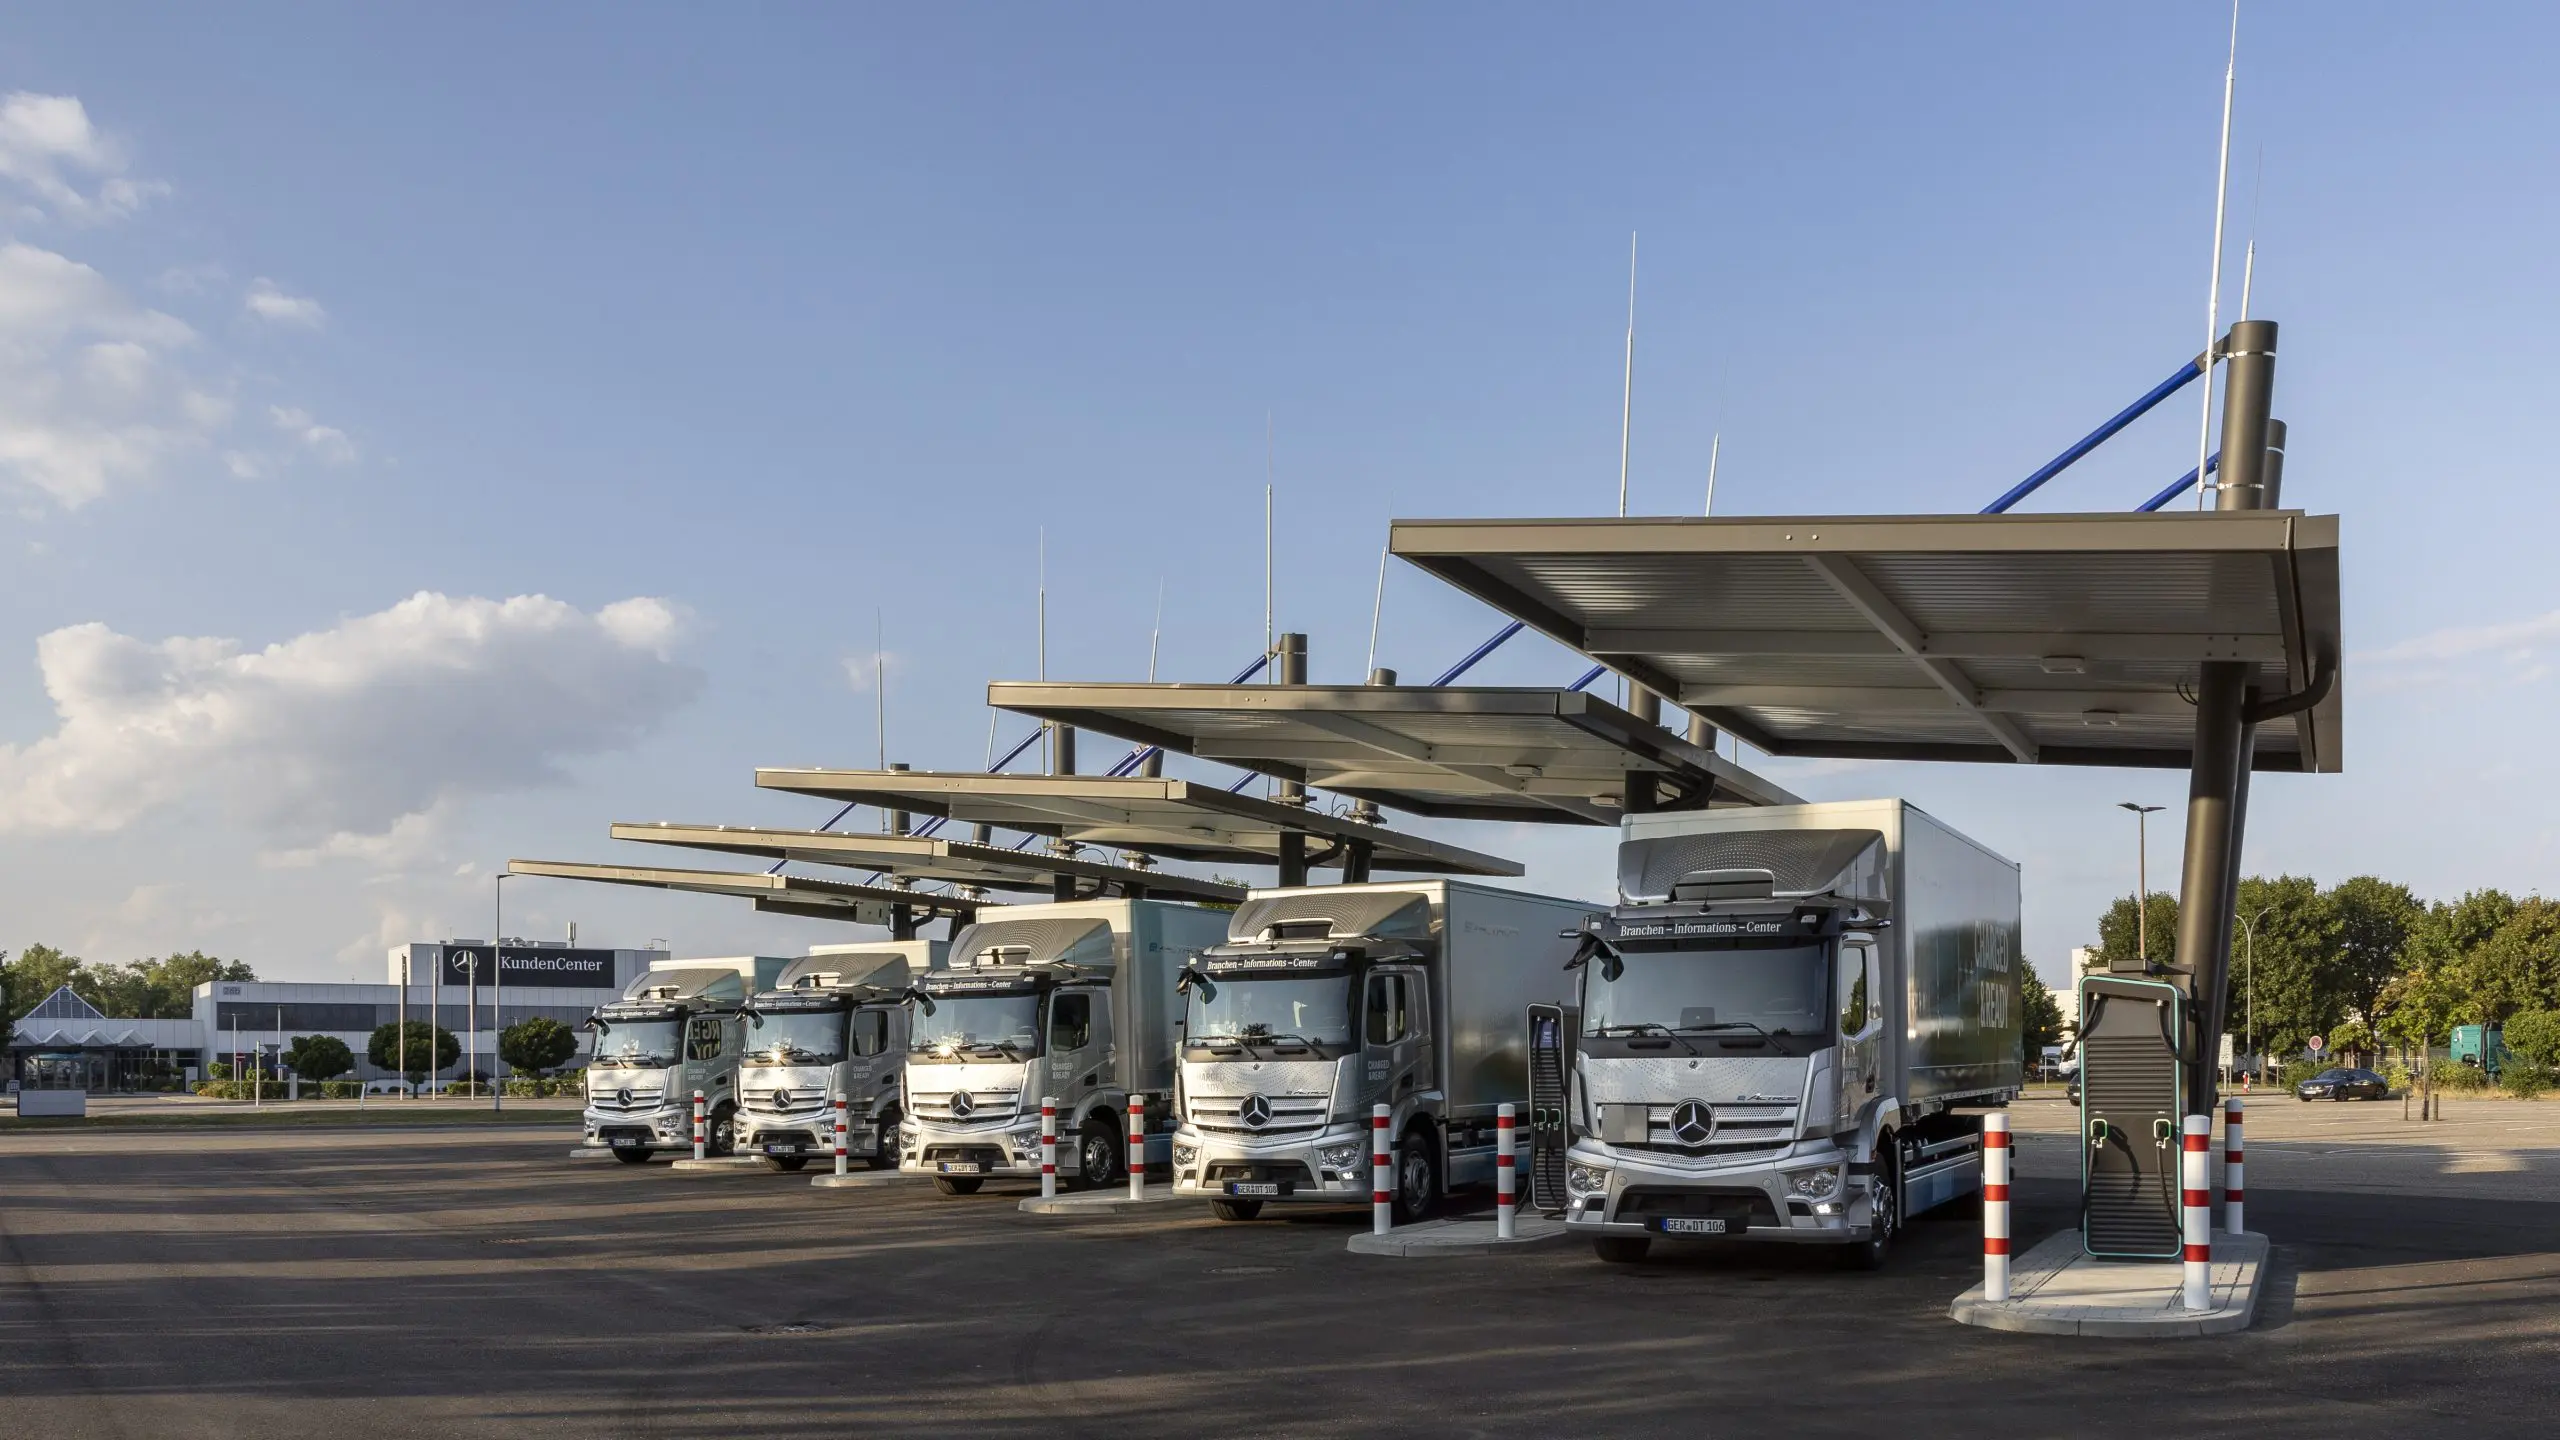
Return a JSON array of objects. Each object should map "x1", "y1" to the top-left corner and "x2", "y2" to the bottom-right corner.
[
  {"x1": 912, "y1": 1091, "x2": 1021, "y2": 1127},
  {"x1": 1618, "y1": 1102, "x2": 1798, "y2": 1159},
  {"x1": 1188, "y1": 1093, "x2": 1330, "y2": 1138}
]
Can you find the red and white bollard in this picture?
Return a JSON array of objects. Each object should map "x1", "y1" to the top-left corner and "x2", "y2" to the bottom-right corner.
[
  {"x1": 1127, "y1": 1094, "x2": 1146, "y2": 1201},
  {"x1": 1040, "y1": 1096, "x2": 1058, "y2": 1200},
  {"x1": 691, "y1": 1089, "x2": 707, "y2": 1162},
  {"x1": 1371, "y1": 1103, "x2": 1393, "y2": 1236},
  {"x1": 1981, "y1": 1113, "x2": 2012, "y2": 1302},
  {"x1": 2223, "y1": 1097, "x2": 2245, "y2": 1236},
  {"x1": 2181, "y1": 1113, "x2": 2212, "y2": 1310},
  {"x1": 1496, "y1": 1103, "x2": 1518, "y2": 1241},
  {"x1": 832, "y1": 1087, "x2": 849, "y2": 1178}
]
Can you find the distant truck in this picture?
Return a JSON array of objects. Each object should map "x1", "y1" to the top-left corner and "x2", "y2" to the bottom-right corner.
[
  {"x1": 580, "y1": 957, "x2": 790, "y2": 1164},
  {"x1": 2452, "y1": 1024, "x2": 2504, "y2": 1078},
  {"x1": 735, "y1": 943, "x2": 942, "y2": 1171},
  {"x1": 1170, "y1": 880, "x2": 1592, "y2": 1223},
  {"x1": 1558, "y1": 799, "x2": 2021, "y2": 1268},
  {"x1": 900, "y1": 899, "x2": 1231, "y2": 1194}
]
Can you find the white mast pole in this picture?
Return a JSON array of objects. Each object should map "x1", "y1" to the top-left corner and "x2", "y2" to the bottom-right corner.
[
  {"x1": 1703, "y1": 433, "x2": 1721, "y2": 517},
  {"x1": 2196, "y1": 0, "x2": 2242, "y2": 508},
  {"x1": 1365, "y1": 545, "x2": 1389, "y2": 677},
  {"x1": 1617, "y1": 232, "x2": 1637, "y2": 518}
]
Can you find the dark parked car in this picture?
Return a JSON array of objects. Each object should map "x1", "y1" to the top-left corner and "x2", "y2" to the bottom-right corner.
[{"x1": 2296, "y1": 1066, "x2": 2388, "y2": 1101}]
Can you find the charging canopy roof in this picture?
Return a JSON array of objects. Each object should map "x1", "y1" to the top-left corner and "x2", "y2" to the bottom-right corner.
[
  {"x1": 986, "y1": 683, "x2": 1800, "y2": 824},
  {"x1": 605, "y1": 822, "x2": 1246, "y2": 904},
  {"x1": 506, "y1": 860, "x2": 987, "y2": 926},
  {"x1": 750, "y1": 770, "x2": 1522, "y2": 877},
  {"x1": 1387, "y1": 511, "x2": 2341, "y2": 771}
]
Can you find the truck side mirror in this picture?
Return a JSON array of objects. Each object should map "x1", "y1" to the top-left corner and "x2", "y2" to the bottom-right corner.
[
  {"x1": 902, "y1": 987, "x2": 936, "y2": 1017},
  {"x1": 1174, "y1": 967, "x2": 1214, "y2": 1001}
]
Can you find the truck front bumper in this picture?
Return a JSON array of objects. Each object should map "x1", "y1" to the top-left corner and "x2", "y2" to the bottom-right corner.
[
  {"x1": 899, "y1": 1123, "x2": 1047, "y2": 1179},
  {"x1": 582, "y1": 1107, "x2": 691, "y2": 1151},
  {"x1": 1169, "y1": 1125, "x2": 1373, "y2": 1204},
  {"x1": 1559, "y1": 1141, "x2": 1874, "y2": 1245}
]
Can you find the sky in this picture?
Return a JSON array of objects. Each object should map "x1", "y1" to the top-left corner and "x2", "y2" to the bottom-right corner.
[{"x1": 0, "y1": 4, "x2": 2552, "y2": 991}]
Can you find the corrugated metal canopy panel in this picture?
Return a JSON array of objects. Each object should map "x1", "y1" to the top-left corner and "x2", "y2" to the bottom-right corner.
[
  {"x1": 1388, "y1": 511, "x2": 2341, "y2": 772},
  {"x1": 506, "y1": 859, "x2": 986, "y2": 926},
  {"x1": 604, "y1": 822, "x2": 1246, "y2": 904},
  {"x1": 748, "y1": 771, "x2": 1524, "y2": 877},
  {"x1": 982, "y1": 684, "x2": 1801, "y2": 825}
]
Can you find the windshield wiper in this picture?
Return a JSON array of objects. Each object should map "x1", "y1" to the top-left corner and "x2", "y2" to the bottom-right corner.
[
  {"x1": 1589, "y1": 1022, "x2": 1699, "y2": 1055},
  {"x1": 1675, "y1": 1020, "x2": 1772, "y2": 1045}
]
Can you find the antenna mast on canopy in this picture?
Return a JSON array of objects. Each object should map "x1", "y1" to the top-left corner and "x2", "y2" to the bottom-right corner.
[
  {"x1": 1704, "y1": 433, "x2": 1721, "y2": 517},
  {"x1": 1618, "y1": 232, "x2": 1637, "y2": 518},
  {"x1": 2196, "y1": 0, "x2": 2242, "y2": 508}
]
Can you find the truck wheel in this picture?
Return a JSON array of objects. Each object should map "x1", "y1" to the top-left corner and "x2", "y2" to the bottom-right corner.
[
  {"x1": 1390, "y1": 1128, "x2": 1439, "y2": 1226},
  {"x1": 1843, "y1": 1148, "x2": 1899, "y2": 1271},
  {"x1": 1077, "y1": 1121, "x2": 1124, "y2": 1190},
  {"x1": 762, "y1": 1155, "x2": 808, "y2": 1173},
  {"x1": 1593, "y1": 1236, "x2": 1650, "y2": 1264},
  {"x1": 1209, "y1": 1198, "x2": 1264, "y2": 1222},
  {"x1": 611, "y1": 1148, "x2": 651, "y2": 1166},
  {"x1": 710, "y1": 1106, "x2": 738, "y2": 1157},
  {"x1": 868, "y1": 1115, "x2": 899, "y2": 1170},
  {"x1": 933, "y1": 1176, "x2": 983, "y2": 1196}
]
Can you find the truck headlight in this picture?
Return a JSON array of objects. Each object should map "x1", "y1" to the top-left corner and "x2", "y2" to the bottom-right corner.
[
  {"x1": 1789, "y1": 1165, "x2": 1842, "y2": 1200},
  {"x1": 1174, "y1": 1142, "x2": 1199, "y2": 1166},
  {"x1": 1567, "y1": 1163, "x2": 1611, "y2": 1198},
  {"x1": 1317, "y1": 1142, "x2": 1363, "y2": 1170}
]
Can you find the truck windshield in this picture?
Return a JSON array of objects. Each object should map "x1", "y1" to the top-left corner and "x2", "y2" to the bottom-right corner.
[
  {"x1": 590, "y1": 1019, "x2": 683, "y2": 1067},
  {"x1": 748, "y1": 1009, "x2": 848, "y2": 1065},
  {"x1": 913, "y1": 994, "x2": 1041, "y2": 1058},
  {"x1": 1187, "y1": 975, "x2": 1354, "y2": 1047},
  {"x1": 1583, "y1": 940, "x2": 1830, "y2": 1039}
]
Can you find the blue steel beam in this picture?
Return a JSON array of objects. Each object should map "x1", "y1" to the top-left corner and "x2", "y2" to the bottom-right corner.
[
  {"x1": 2137, "y1": 450, "x2": 2221, "y2": 513},
  {"x1": 1982, "y1": 357, "x2": 2207, "y2": 514}
]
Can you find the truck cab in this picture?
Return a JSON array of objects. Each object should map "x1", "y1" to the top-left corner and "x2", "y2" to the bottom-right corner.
[
  {"x1": 898, "y1": 899, "x2": 1228, "y2": 1196},
  {"x1": 579, "y1": 957, "x2": 787, "y2": 1164},
  {"x1": 1559, "y1": 801, "x2": 2020, "y2": 1268},
  {"x1": 734, "y1": 942, "x2": 941, "y2": 1171}
]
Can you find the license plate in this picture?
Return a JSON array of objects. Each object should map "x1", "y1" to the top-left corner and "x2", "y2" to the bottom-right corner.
[
  {"x1": 1226, "y1": 1182, "x2": 1283, "y2": 1197},
  {"x1": 939, "y1": 1161, "x2": 983, "y2": 1175},
  {"x1": 765, "y1": 1143, "x2": 802, "y2": 1156},
  {"x1": 608, "y1": 1137, "x2": 641, "y2": 1149},
  {"x1": 1654, "y1": 1216, "x2": 1728, "y2": 1235}
]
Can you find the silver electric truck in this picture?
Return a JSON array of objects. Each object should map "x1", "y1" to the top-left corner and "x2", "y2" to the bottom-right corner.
[
  {"x1": 580, "y1": 957, "x2": 790, "y2": 1164},
  {"x1": 1171, "y1": 880, "x2": 1593, "y2": 1222},
  {"x1": 1557, "y1": 800, "x2": 2020, "y2": 1267},
  {"x1": 900, "y1": 899, "x2": 1231, "y2": 1195},
  {"x1": 735, "y1": 942, "x2": 942, "y2": 1171}
]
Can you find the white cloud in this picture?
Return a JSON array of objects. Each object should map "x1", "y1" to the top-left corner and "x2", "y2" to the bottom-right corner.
[
  {"x1": 0, "y1": 241, "x2": 227, "y2": 507},
  {"x1": 2360, "y1": 610, "x2": 2560, "y2": 692},
  {"x1": 270, "y1": 404, "x2": 355, "y2": 464},
  {"x1": 0, "y1": 92, "x2": 166, "y2": 224},
  {"x1": 840, "y1": 649, "x2": 904, "y2": 692},
  {"x1": 244, "y1": 278, "x2": 325, "y2": 328},
  {"x1": 0, "y1": 592, "x2": 704, "y2": 842}
]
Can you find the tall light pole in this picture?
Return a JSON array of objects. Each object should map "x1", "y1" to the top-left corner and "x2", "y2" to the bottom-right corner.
[
  {"x1": 2118, "y1": 803, "x2": 2166, "y2": 965},
  {"x1": 2236, "y1": 904, "x2": 2272, "y2": 1077},
  {"x1": 493, "y1": 873, "x2": 512, "y2": 1114}
]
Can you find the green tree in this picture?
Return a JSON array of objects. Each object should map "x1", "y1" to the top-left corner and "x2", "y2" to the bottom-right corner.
[
  {"x1": 2020, "y1": 968, "x2": 2065, "y2": 1069},
  {"x1": 2224, "y1": 874, "x2": 2340, "y2": 1060},
  {"x1": 367, "y1": 1021, "x2": 458, "y2": 1082},
  {"x1": 2375, "y1": 966, "x2": 2458, "y2": 1052},
  {"x1": 2456, "y1": 899, "x2": 2560, "y2": 1023},
  {"x1": 2326, "y1": 876, "x2": 2421, "y2": 1035},
  {"x1": 2093, "y1": 893, "x2": 2180, "y2": 972},
  {"x1": 3, "y1": 943, "x2": 88, "y2": 1020},
  {"x1": 284, "y1": 1034, "x2": 356, "y2": 1081},
  {"x1": 2409, "y1": 889, "x2": 2520, "y2": 1022},
  {"x1": 498, "y1": 1017, "x2": 578, "y2": 1077},
  {"x1": 2504, "y1": 1010, "x2": 2560, "y2": 1070}
]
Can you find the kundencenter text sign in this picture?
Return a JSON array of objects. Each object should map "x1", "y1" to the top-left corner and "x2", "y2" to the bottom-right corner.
[{"x1": 438, "y1": 946, "x2": 619, "y2": 989}]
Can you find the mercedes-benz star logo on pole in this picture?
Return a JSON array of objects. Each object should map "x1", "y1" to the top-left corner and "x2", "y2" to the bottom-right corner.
[
  {"x1": 1668, "y1": 1099, "x2": 1716, "y2": 1148},
  {"x1": 1238, "y1": 1093, "x2": 1272, "y2": 1129},
  {"x1": 948, "y1": 1091, "x2": 976, "y2": 1119}
]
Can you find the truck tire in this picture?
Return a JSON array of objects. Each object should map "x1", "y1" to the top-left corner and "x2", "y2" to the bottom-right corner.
[
  {"x1": 710, "y1": 1105, "x2": 738, "y2": 1157},
  {"x1": 933, "y1": 1176, "x2": 984, "y2": 1196},
  {"x1": 1390, "y1": 1126, "x2": 1439, "y2": 1226},
  {"x1": 1077, "y1": 1119, "x2": 1124, "y2": 1190},
  {"x1": 762, "y1": 1155, "x2": 808, "y2": 1173},
  {"x1": 868, "y1": 1114, "x2": 899, "y2": 1170},
  {"x1": 611, "y1": 1148, "x2": 651, "y2": 1165},
  {"x1": 1209, "y1": 1198, "x2": 1264, "y2": 1222},
  {"x1": 1593, "y1": 1236, "x2": 1651, "y2": 1264},
  {"x1": 1842, "y1": 1142, "x2": 1899, "y2": 1271}
]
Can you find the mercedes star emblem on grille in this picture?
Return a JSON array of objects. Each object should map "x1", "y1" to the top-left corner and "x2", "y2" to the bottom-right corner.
[
  {"x1": 1238, "y1": 1093, "x2": 1272, "y2": 1129},
  {"x1": 948, "y1": 1091, "x2": 976, "y2": 1118},
  {"x1": 616, "y1": 1088, "x2": 632, "y2": 1106},
  {"x1": 773, "y1": 1090, "x2": 793, "y2": 1109},
  {"x1": 1668, "y1": 1099, "x2": 1716, "y2": 1147}
]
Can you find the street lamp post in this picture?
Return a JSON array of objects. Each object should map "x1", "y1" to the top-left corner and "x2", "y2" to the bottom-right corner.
[
  {"x1": 2236, "y1": 905, "x2": 2272, "y2": 1080},
  {"x1": 493, "y1": 872, "x2": 512, "y2": 1114},
  {"x1": 2118, "y1": 803, "x2": 2166, "y2": 965}
]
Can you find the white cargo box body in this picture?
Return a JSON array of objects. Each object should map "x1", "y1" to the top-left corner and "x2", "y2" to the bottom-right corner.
[
  {"x1": 778, "y1": 941, "x2": 946, "y2": 994},
  {"x1": 1619, "y1": 799, "x2": 2022, "y2": 1105},
  {"x1": 1221, "y1": 879, "x2": 1594, "y2": 1118},
  {"x1": 942, "y1": 898, "x2": 1230, "y2": 1095}
]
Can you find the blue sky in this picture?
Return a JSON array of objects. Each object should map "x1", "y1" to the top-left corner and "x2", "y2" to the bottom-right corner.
[{"x1": 0, "y1": 4, "x2": 2551, "y2": 985}]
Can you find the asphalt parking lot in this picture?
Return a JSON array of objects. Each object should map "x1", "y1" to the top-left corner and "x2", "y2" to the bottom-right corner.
[{"x1": 4, "y1": 1098, "x2": 2558, "y2": 1438}]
